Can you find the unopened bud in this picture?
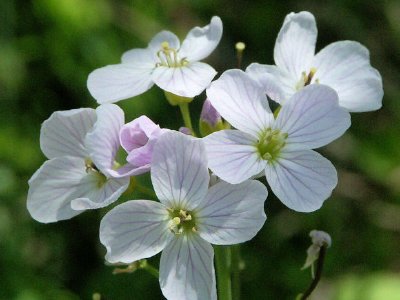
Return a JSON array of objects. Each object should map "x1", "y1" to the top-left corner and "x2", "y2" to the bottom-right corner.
[{"x1": 199, "y1": 99, "x2": 229, "y2": 136}]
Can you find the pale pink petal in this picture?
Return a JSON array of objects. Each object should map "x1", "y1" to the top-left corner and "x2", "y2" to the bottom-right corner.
[
  {"x1": 179, "y1": 16, "x2": 223, "y2": 61},
  {"x1": 100, "y1": 200, "x2": 173, "y2": 263},
  {"x1": 151, "y1": 131, "x2": 209, "y2": 210},
  {"x1": 206, "y1": 69, "x2": 274, "y2": 137},
  {"x1": 274, "y1": 11, "x2": 317, "y2": 78},
  {"x1": 197, "y1": 180, "x2": 267, "y2": 245},
  {"x1": 160, "y1": 235, "x2": 216, "y2": 300},
  {"x1": 265, "y1": 150, "x2": 337, "y2": 212},
  {"x1": 152, "y1": 62, "x2": 216, "y2": 97},
  {"x1": 275, "y1": 84, "x2": 350, "y2": 151},
  {"x1": 87, "y1": 64, "x2": 154, "y2": 104},
  {"x1": 203, "y1": 130, "x2": 265, "y2": 184},
  {"x1": 40, "y1": 108, "x2": 96, "y2": 159},
  {"x1": 313, "y1": 41, "x2": 383, "y2": 112},
  {"x1": 85, "y1": 104, "x2": 123, "y2": 176}
]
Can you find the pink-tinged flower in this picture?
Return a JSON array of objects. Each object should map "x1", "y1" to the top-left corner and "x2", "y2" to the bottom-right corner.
[
  {"x1": 246, "y1": 11, "x2": 383, "y2": 112},
  {"x1": 88, "y1": 16, "x2": 223, "y2": 104},
  {"x1": 199, "y1": 98, "x2": 228, "y2": 136},
  {"x1": 100, "y1": 131, "x2": 268, "y2": 300},
  {"x1": 27, "y1": 106, "x2": 130, "y2": 223},
  {"x1": 203, "y1": 70, "x2": 351, "y2": 212}
]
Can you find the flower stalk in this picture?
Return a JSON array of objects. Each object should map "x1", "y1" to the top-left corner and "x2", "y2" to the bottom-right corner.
[{"x1": 214, "y1": 245, "x2": 232, "y2": 300}]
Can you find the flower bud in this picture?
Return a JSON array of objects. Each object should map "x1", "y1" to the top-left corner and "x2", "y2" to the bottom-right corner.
[
  {"x1": 199, "y1": 98, "x2": 229, "y2": 136},
  {"x1": 120, "y1": 116, "x2": 164, "y2": 169},
  {"x1": 302, "y1": 230, "x2": 331, "y2": 270}
]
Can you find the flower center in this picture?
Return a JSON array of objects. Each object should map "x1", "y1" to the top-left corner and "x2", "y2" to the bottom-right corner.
[
  {"x1": 84, "y1": 158, "x2": 107, "y2": 188},
  {"x1": 295, "y1": 67, "x2": 319, "y2": 90},
  {"x1": 156, "y1": 41, "x2": 189, "y2": 68},
  {"x1": 256, "y1": 128, "x2": 288, "y2": 163},
  {"x1": 168, "y1": 208, "x2": 197, "y2": 235}
]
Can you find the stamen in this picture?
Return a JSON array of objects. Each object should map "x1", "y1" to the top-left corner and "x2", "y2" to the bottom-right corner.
[
  {"x1": 156, "y1": 41, "x2": 188, "y2": 68},
  {"x1": 256, "y1": 128, "x2": 288, "y2": 163}
]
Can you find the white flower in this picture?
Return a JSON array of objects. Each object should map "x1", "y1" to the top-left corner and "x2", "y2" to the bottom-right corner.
[
  {"x1": 246, "y1": 11, "x2": 383, "y2": 112},
  {"x1": 27, "y1": 105, "x2": 134, "y2": 223},
  {"x1": 87, "y1": 16, "x2": 223, "y2": 104},
  {"x1": 203, "y1": 70, "x2": 351, "y2": 212},
  {"x1": 100, "y1": 131, "x2": 268, "y2": 300}
]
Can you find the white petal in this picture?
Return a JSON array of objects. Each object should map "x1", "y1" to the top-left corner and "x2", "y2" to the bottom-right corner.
[
  {"x1": 40, "y1": 108, "x2": 96, "y2": 159},
  {"x1": 275, "y1": 84, "x2": 351, "y2": 151},
  {"x1": 85, "y1": 104, "x2": 123, "y2": 177},
  {"x1": 100, "y1": 200, "x2": 172, "y2": 264},
  {"x1": 87, "y1": 63, "x2": 154, "y2": 104},
  {"x1": 179, "y1": 16, "x2": 223, "y2": 61},
  {"x1": 196, "y1": 180, "x2": 267, "y2": 245},
  {"x1": 246, "y1": 63, "x2": 296, "y2": 103},
  {"x1": 274, "y1": 11, "x2": 317, "y2": 77},
  {"x1": 27, "y1": 156, "x2": 88, "y2": 223},
  {"x1": 313, "y1": 41, "x2": 383, "y2": 112},
  {"x1": 121, "y1": 47, "x2": 156, "y2": 65},
  {"x1": 206, "y1": 69, "x2": 274, "y2": 137},
  {"x1": 70, "y1": 176, "x2": 129, "y2": 210},
  {"x1": 203, "y1": 130, "x2": 265, "y2": 184},
  {"x1": 160, "y1": 235, "x2": 216, "y2": 300},
  {"x1": 151, "y1": 131, "x2": 209, "y2": 210},
  {"x1": 148, "y1": 31, "x2": 180, "y2": 53},
  {"x1": 265, "y1": 150, "x2": 337, "y2": 212},
  {"x1": 152, "y1": 62, "x2": 216, "y2": 97}
]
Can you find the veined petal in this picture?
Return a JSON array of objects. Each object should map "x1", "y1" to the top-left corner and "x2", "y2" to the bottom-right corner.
[
  {"x1": 246, "y1": 63, "x2": 296, "y2": 103},
  {"x1": 70, "y1": 176, "x2": 129, "y2": 210},
  {"x1": 206, "y1": 69, "x2": 274, "y2": 137},
  {"x1": 27, "y1": 156, "x2": 88, "y2": 223},
  {"x1": 313, "y1": 41, "x2": 383, "y2": 112},
  {"x1": 265, "y1": 150, "x2": 337, "y2": 212},
  {"x1": 152, "y1": 62, "x2": 217, "y2": 97},
  {"x1": 85, "y1": 104, "x2": 124, "y2": 177},
  {"x1": 100, "y1": 200, "x2": 172, "y2": 264},
  {"x1": 148, "y1": 31, "x2": 180, "y2": 53},
  {"x1": 196, "y1": 180, "x2": 267, "y2": 245},
  {"x1": 274, "y1": 11, "x2": 317, "y2": 78},
  {"x1": 275, "y1": 84, "x2": 350, "y2": 151},
  {"x1": 203, "y1": 130, "x2": 265, "y2": 184},
  {"x1": 40, "y1": 108, "x2": 96, "y2": 159},
  {"x1": 87, "y1": 63, "x2": 154, "y2": 104},
  {"x1": 151, "y1": 131, "x2": 209, "y2": 210},
  {"x1": 160, "y1": 234, "x2": 216, "y2": 300},
  {"x1": 179, "y1": 16, "x2": 223, "y2": 61}
]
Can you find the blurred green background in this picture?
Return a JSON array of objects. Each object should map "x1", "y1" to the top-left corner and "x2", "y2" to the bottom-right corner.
[{"x1": 1, "y1": 0, "x2": 400, "y2": 299}]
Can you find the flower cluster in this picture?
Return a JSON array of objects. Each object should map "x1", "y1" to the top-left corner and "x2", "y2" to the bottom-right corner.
[{"x1": 27, "y1": 12, "x2": 383, "y2": 300}]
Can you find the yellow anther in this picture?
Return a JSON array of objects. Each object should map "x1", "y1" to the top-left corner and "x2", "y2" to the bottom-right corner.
[
  {"x1": 172, "y1": 217, "x2": 181, "y2": 225},
  {"x1": 192, "y1": 227, "x2": 197, "y2": 233},
  {"x1": 235, "y1": 42, "x2": 246, "y2": 52},
  {"x1": 161, "y1": 41, "x2": 170, "y2": 50}
]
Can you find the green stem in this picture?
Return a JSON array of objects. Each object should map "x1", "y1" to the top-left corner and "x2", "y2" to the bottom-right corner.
[
  {"x1": 140, "y1": 260, "x2": 160, "y2": 279},
  {"x1": 178, "y1": 102, "x2": 195, "y2": 136},
  {"x1": 231, "y1": 245, "x2": 241, "y2": 300},
  {"x1": 214, "y1": 245, "x2": 232, "y2": 300}
]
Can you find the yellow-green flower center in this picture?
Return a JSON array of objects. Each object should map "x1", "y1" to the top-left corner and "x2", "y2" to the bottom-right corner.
[
  {"x1": 84, "y1": 158, "x2": 107, "y2": 188},
  {"x1": 156, "y1": 41, "x2": 189, "y2": 68},
  {"x1": 296, "y1": 67, "x2": 319, "y2": 90},
  {"x1": 256, "y1": 128, "x2": 288, "y2": 163},
  {"x1": 168, "y1": 208, "x2": 197, "y2": 235}
]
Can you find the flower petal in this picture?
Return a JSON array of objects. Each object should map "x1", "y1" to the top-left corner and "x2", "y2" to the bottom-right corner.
[
  {"x1": 275, "y1": 84, "x2": 350, "y2": 151},
  {"x1": 179, "y1": 16, "x2": 223, "y2": 61},
  {"x1": 203, "y1": 130, "x2": 265, "y2": 184},
  {"x1": 87, "y1": 63, "x2": 154, "y2": 104},
  {"x1": 148, "y1": 31, "x2": 180, "y2": 53},
  {"x1": 246, "y1": 63, "x2": 296, "y2": 103},
  {"x1": 152, "y1": 62, "x2": 217, "y2": 97},
  {"x1": 27, "y1": 156, "x2": 88, "y2": 223},
  {"x1": 313, "y1": 41, "x2": 383, "y2": 112},
  {"x1": 85, "y1": 104, "x2": 124, "y2": 177},
  {"x1": 40, "y1": 108, "x2": 96, "y2": 159},
  {"x1": 100, "y1": 200, "x2": 172, "y2": 264},
  {"x1": 160, "y1": 234, "x2": 216, "y2": 300},
  {"x1": 70, "y1": 176, "x2": 129, "y2": 211},
  {"x1": 151, "y1": 131, "x2": 209, "y2": 210},
  {"x1": 206, "y1": 69, "x2": 274, "y2": 137},
  {"x1": 121, "y1": 48, "x2": 156, "y2": 65},
  {"x1": 196, "y1": 180, "x2": 268, "y2": 245},
  {"x1": 265, "y1": 150, "x2": 337, "y2": 212},
  {"x1": 274, "y1": 11, "x2": 317, "y2": 78}
]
